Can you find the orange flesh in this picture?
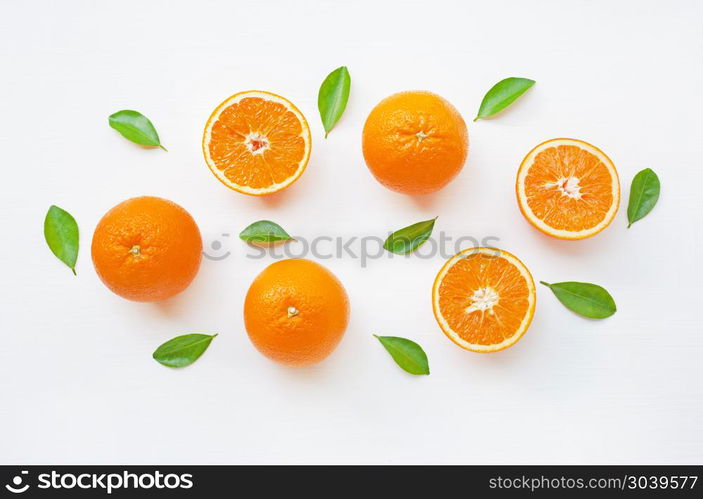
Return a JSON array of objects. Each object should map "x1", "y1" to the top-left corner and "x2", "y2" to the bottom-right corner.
[
  {"x1": 524, "y1": 145, "x2": 613, "y2": 231},
  {"x1": 437, "y1": 253, "x2": 531, "y2": 346},
  {"x1": 208, "y1": 97, "x2": 306, "y2": 190}
]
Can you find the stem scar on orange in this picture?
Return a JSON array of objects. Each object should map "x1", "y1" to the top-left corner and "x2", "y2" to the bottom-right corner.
[
  {"x1": 244, "y1": 259, "x2": 350, "y2": 367},
  {"x1": 362, "y1": 91, "x2": 469, "y2": 195},
  {"x1": 432, "y1": 247, "x2": 536, "y2": 353},
  {"x1": 91, "y1": 196, "x2": 202, "y2": 302},
  {"x1": 516, "y1": 138, "x2": 620, "y2": 240},
  {"x1": 202, "y1": 90, "x2": 312, "y2": 196}
]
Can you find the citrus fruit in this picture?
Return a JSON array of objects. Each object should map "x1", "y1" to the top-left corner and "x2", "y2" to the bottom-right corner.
[
  {"x1": 362, "y1": 91, "x2": 468, "y2": 195},
  {"x1": 244, "y1": 259, "x2": 350, "y2": 367},
  {"x1": 516, "y1": 138, "x2": 620, "y2": 240},
  {"x1": 91, "y1": 196, "x2": 202, "y2": 302},
  {"x1": 432, "y1": 247, "x2": 536, "y2": 353},
  {"x1": 202, "y1": 90, "x2": 311, "y2": 196}
]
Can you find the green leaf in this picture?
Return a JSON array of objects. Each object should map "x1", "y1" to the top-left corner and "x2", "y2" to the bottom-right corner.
[
  {"x1": 627, "y1": 168, "x2": 660, "y2": 228},
  {"x1": 373, "y1": 335, "x2": 429, "y2": 375},
  {"x1": 474, "y1": 77, "x2": 535, "y2": 121},
  {"x1": 540, "y1": 281, "x2": 616, "y2": 319},
  {"x1": 44, "y1": 205, "x2": 79, "y2": 275},
  {"x1": 152, "y1": 333, "x2": 218, "y2": 368},
  {"x1": 239, "y1": 220, "x2": 294, "y2": 244},
  {"x1": 108, "y1": 110, "x2": 166, "y2": 150},
  {"x1": 318, "y1": 66, "x2": 351, "y2": 138},
  {"x1": 383, "y1": 217, "x2": 436, "y2": 255}
]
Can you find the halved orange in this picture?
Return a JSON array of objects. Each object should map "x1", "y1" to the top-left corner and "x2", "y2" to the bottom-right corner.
[
  {"x1": 516, "y1": 138, "x2": 620, "y2": 239},
  {"x1": 202, "y1": 90, "x2": 312, "y2": 195},
  {"x1": 432, "y1": 247, "x2": 536, "y2": 353}
]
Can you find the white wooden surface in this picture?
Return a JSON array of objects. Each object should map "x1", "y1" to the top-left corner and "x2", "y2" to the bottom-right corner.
[{"x1": 0, "y1": 0, "x2": 701, "y2": 464}]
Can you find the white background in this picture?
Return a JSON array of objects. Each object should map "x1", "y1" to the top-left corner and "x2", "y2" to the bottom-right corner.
[{"x1": 1, "y1": 0, "x2": 702, "y2": 464}]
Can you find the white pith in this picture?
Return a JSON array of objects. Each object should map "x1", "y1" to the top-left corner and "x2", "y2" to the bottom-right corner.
[
  {"x1": 548, "y1": 175, "x2": 582, "y2": 199},
  {"x1": 465, "y1": 287, "x2": 499, "y2": 314},
  {"x1": 244, "y1": 132, "x2": 269, "y2": 155},
  {"x1": 432, "y1": 247, "x2": 536, "y2": 353},
  {"x1": 516, "y1": 138, "x2": 620, "y2": 239},
  {"x1": 203, "y1": 91, "x2": 311, "y2": 195}
]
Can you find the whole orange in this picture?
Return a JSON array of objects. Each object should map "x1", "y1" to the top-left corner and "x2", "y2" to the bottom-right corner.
[
  {"x1": 91, "y1": 196, "x2": 202, "y2": 302},
  {"x1": 362, "y1": 91, "x2": 469, "y2": 195},
  {"x1": 244, "y1": 259, "x2": 350, "y2": 367}
]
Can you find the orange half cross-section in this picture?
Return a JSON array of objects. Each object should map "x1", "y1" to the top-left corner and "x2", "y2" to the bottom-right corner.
[
  {"x1": 516, "y1": 138, "x2": 620, "y2": 239},
  {"x1": 432, "y1": 247, "x2": 536, "y2": 353},
  {"x1": 203, "y1": 90, "x2": 312, "y2": 195}
]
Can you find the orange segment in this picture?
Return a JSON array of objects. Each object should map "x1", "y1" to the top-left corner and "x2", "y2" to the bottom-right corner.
[
  {"x1": 203, "y1": 91, "x2": 311, "y2": 195},
  {"x1": 432, "y1": 247, "x2": 536, "y2": 353},
  {"x1": 516, "y1": 138, "x2": 620, "y2": 239}
]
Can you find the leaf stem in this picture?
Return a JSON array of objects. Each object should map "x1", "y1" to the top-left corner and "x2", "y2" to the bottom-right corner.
[
  {"x1": 159, "y1": 144, "x2": 168, "y2": 152},
  {"x1": 539, "y1": 281, "x2": 551, "y2": 287}
]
